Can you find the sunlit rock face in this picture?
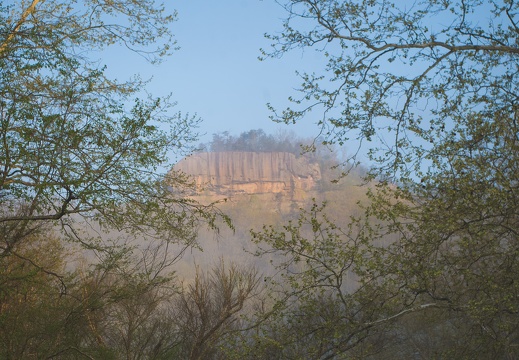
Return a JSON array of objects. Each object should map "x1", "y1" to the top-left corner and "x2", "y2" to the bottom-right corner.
[{"x1": 174, "y1": 152, "x2": 321, "y2": 199}]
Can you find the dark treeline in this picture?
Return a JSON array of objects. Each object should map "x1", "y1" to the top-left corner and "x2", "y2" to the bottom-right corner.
[{"x1": 199, "y1": 129, "x2": 304, "y2": 155}]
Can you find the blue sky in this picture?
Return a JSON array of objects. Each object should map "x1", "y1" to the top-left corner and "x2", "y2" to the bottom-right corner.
[{"x1": 106, "y1": 1, "x2": 325, "y2": 146}]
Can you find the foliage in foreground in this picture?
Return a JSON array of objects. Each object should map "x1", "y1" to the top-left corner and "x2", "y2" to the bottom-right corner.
[
  {"x1": 0, "y1": 1, "x2": 233, "y2": 358},
  {"x1": 234, "y1": 0, "x2": 519, "y2": 358},
  {"x1": 3, "y1": 0, "x2": 519, "y2": 358},
  {"x1": 0, "y1": 230, "x2": 260, "y2": 359},
  {"x1": 0, "y1": 0, "x2": 226, "y2": 259}
]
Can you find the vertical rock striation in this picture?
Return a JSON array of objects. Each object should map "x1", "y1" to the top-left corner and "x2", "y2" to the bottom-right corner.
[{"x1": 174, "y1": 152, "x2": 321, "y2": 197}]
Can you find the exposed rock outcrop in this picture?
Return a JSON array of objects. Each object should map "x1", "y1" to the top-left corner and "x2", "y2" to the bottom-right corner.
[{"x1": 174, "y1": 152, "x2": 321, "y2": 202}]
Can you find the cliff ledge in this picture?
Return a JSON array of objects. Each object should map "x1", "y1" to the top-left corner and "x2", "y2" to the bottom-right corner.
[{"x1": 174, "y1": 152, "x2": 321, "y2": 200}]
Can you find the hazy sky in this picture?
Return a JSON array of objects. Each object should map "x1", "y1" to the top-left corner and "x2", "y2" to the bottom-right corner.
[{"x1": 106, "y1": 1, "x2": 325, "y2": 145}]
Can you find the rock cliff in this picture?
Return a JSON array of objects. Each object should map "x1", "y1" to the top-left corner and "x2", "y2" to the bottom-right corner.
[{"x1": 174, "y1": 152, "x2": 321, "y2": 201}]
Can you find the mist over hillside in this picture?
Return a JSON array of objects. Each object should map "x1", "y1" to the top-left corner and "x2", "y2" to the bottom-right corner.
[{"x1": 172, "y1": 130, "x2": 370, "y2": 278}]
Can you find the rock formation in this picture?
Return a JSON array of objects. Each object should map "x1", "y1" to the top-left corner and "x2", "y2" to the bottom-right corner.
[{"x1": 174, "y1": 152, "x2": 321, "y2": 202}]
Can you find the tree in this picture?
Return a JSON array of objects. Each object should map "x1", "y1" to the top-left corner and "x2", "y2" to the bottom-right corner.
[
  {"x1": 218, "y1": 202, "x2": 399, "y2": 360},
  {"x1": 0, "y1": 225, "x2": 187, "y2": 359},
  {"x1": 0, "y1": 0, "x2": 223, "y2": 260},
  {"x1": 171, "y1": 260, "x2": 261, "y2": 360},
  {"x1": 203, "y1": 129, "x2": 303, "y2": 154},
  {"x1": 253, "y1": 0, "x2": 519, "y2": 357},
  {"x1": 70, "y1": 250, "x2": 180, "y2": 360},
  {"x1": 0, "y1": 228, "x2": 85, "y2": 359},
  {"x1": 264, "y1": 0, "x2": 519, "y2": 179},
  {"x1": 0, "y1": 1, "x2": 229, "y2": 357}
]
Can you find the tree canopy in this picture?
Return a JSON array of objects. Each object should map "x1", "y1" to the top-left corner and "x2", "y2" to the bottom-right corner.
[
  {"x1": 0, "y1": 0, "x2": 221, "y2": 257},
  {"x1": 0, "y1": 1, "x2": 237, "y2": 357},
  {"x1": 241, "y1": 0, "x2": 519, "y2": 358},
  {"x1": 201, "y1": 129, "x2": 304, "y2": 155},
  {"x1": 264, "y1": 0, "x2": 519, "y2": 179}
]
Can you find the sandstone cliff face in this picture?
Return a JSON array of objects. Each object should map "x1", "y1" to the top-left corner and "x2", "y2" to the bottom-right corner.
[{"x1": 174, "y1": 152, "x2": 321, "y2": 200}]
